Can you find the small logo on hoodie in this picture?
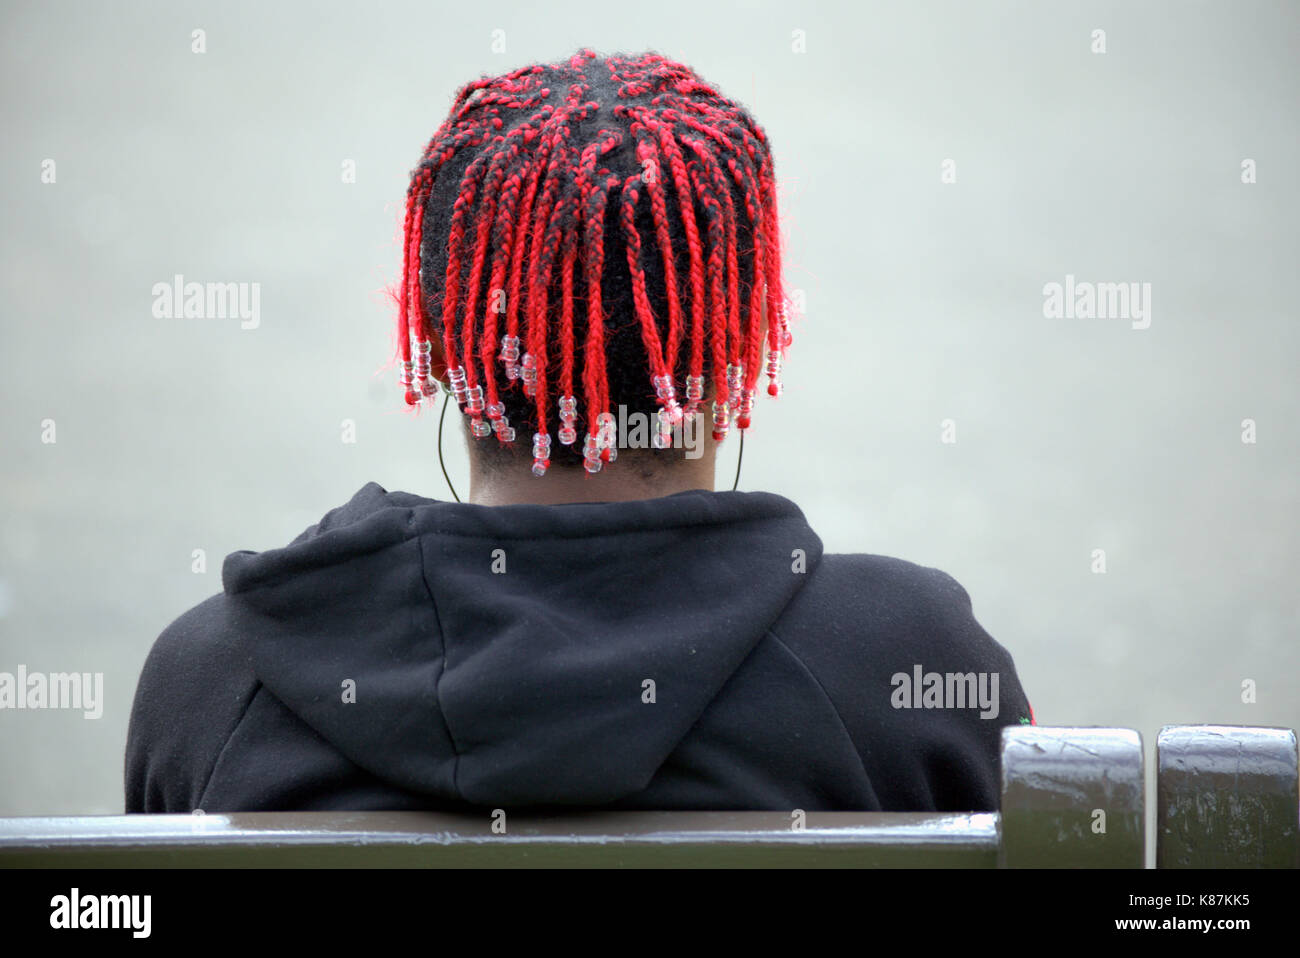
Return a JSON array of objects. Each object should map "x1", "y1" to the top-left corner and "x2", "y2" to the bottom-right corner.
[{"x1": 890, "y1": 665, "x2": 999, "y2": 720}]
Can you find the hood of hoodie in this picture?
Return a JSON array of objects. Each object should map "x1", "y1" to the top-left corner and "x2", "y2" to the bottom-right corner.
[{"x1": 221, "y1": 482, "x2": 824, "y2": 807}]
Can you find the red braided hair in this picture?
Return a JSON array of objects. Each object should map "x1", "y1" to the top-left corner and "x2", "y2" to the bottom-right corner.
[{"x1": 393, "y1": 48, "x2": 794, "y2": 475}]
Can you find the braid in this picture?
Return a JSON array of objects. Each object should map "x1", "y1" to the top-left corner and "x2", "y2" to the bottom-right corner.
[
  {"x1": 577, "y1": 132, "x2": 623, "y2": 470},
  {"x1": 615, "y1": 107, "x2": 685, "y2": 376},
  {"x1": 477, "y1": 109, "x2": 554, "y2": 439},
  {"x1": 683, "y1": 154, "x2": 730, "y2": 438}
]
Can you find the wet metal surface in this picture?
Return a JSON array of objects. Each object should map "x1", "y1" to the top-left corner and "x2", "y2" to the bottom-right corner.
[
  {"x1": 1157, "y1": 725, "x2": 1299, "y2": 868},
  {"x1": 0, "y1": 811, "x2": 999, "y2": 869},
  {"x1": 999, "y1": 726, "x2": 1144, "y2": 868}
]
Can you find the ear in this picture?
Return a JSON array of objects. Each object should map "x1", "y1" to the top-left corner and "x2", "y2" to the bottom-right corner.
[{"x1": 428, "y1": 333, "x2": 449, "y2": 383}]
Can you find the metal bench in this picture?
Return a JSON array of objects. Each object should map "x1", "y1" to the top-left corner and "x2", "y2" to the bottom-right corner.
[{"x1": 1, "y1": 725, "x2": 1294, "y2": 868}]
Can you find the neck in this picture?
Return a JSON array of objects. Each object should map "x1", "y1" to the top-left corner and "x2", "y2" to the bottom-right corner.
[{"x1": 465, "y1": 440, "x2": 719, "y2": 507}]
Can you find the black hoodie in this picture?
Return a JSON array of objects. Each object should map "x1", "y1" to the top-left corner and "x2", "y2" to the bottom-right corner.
[{"x1": 125, "y1": 482, "x2": 1034, "y2": 813}]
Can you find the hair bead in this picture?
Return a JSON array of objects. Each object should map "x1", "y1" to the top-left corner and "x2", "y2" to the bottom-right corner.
[
  {"x1": 520, "y1": 352, "x2": 538, "y2": 397},
  {"x1": 582, "y1": 433, "x2": 603, "y2": 473},
  {"x1": 465, "y1": 383, "x2": 484, "y2": 415},
  {"x1": 557, "y1": 394, "x2": 578, "y2": 445},
  {"x1": 399, "y1": 360, "x2": 421, "y2": 406},
  {"x1": 499, "y1": 334, "x2": 521, "y2": 380},
  {"x1": 446, "y1": 366, "x2": 468, "y2": 406},
  {"x1": 415, "y1": 340, "x2": 440, "y2": 397},
  {"x1": 711, "y1": 399, "x2": 730, "y2": 441},
  {"x1": 725, "y1": 362, "x2": 744, "y2": 418},
  {"x1": 531, "y1": 431, "x2": 552, "y2": 476},
  {"x1": 736, "y1": 387, "x2": 755, "y2": 430},
  {"x1": 763, "y1": 348, "x2": 783, "y2": 397},
  {"x1": 652, "y1": 374, "x2": 684, "y2": 426}
]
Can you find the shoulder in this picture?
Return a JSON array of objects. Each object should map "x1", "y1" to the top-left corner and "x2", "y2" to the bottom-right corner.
[
  {"x1": 773, "y1": 552, "x2": 1034, "y2": 809},
  {"x1": 794, "y1": 551, "x2": 1028, "y2": 688},
  {"x1": 138, "y1": 592, "x2": 241, "y2": 675},
  {"x1": 790, "y1": 553, "x2": 997, "y2": 653},
  {"x1": 125, "y1": 593, "x2": 258, "y2": 812}
]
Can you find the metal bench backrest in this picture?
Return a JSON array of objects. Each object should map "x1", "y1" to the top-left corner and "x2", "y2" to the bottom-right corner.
[{"x1": 0, "y1": 725, "x2": 1294, "y2": 868}]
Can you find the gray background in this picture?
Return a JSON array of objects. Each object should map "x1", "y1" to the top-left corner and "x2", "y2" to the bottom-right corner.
[{"x1": 1, "y1": 0, "x2": 1296, "y2": 834}]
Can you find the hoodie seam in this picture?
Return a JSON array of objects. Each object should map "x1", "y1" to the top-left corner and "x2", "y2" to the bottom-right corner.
[
  {"x1": 412, "y1": 512, "x2": 464, "y2": 801},
  {"x1": 763, "y1": 628, "x2": 874, "y2": 791},
  {"x1": 195, "y1": 679, "x2": 262, "y2": 811}
]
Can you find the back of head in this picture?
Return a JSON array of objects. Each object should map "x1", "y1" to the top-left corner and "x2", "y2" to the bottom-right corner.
[{"x1": 394, "y1": 48, "x2": 794, "y2": 476}]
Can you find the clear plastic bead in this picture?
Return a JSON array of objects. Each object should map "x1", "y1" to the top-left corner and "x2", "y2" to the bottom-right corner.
[
  {"x1": 736, "y1": 387, "x2": 755, "y2": 429},
  {"x1": 470, "y1": 418, "x2": 491, "y2": 439},
  {"x1": 414, "y1": 340, "x2": 432, "y2": 381},
  {"x1": 582, "y1": 434, "x2": 603, "y2": 473},
  {"x1": 531, "y1": 432, "x2": 551, "y2": 477},
  {"x1": 653, "y1": 407, "x2": 674, "y2": 448},
  {"x1": 466, "y1": 384, "x2": 484, "y2": 415},
  {"x1": 499, "y1": 335, "x2": 521, "y2": 380},
  {"x1": 447, "y1": 366, "x2": 468, "y2": 405},
  {"x1": 520, "y1": 353, "x2": 537, "y2": 396},
  {"x1": 712, "y1": 399, "x2": 730, "y2": 440},
  {"x1": 594, "y1": 417, "x2": 619, "y2": 461},
  {"x1": 400, "y1": 360, "x2": 421, "y2": 406},
  {"x1": 764, "y1": 348, "x2": 783, "y2": 397},
  {"x1": 683, "y1": 374, "x2": 704, "y2": 414},
  {"x1": 556, "y1": 395, "x2": 578, "y2": 445},
  {"x1": 777, "y1": 300, "x2": 793, "y2": 348},
  {"x1": 651, "y1": 375, "x2": 683, "y2": 424},
  {"x1": 726, "y1": 362, "x2": 745, "y2": 410}
]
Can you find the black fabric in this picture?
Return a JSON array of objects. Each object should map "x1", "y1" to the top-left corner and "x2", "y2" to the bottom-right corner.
[{"x1": 125, "y1": 482, "x2": 1034, "y2": 813}]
